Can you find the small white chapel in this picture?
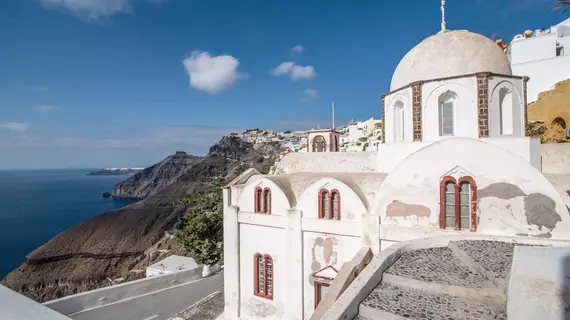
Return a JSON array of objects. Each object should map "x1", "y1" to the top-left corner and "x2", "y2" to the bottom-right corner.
[{"x1": 219, "y1": 4, "x2": 570, "y2": 320}]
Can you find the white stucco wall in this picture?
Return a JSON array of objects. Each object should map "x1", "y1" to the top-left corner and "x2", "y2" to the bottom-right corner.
[
  {"x1": 302, "y1": 231, "x2": 361, "y2": 319},
  {"x1": 273, "y1": 152, "x2": 377, "y2": 175},
  {"x1": 377, "y1": 141, "x2": 431, "y2": 173},
  {"x1": 510, "y1": 33, "x2": 557, "y2": 65},
  {"x1": 373, "y1": 138, "x2": 570, "y2": 240},
  {"x1": 421, "y1": 77, "x2": 478, "y2": 141},
  {"x1": 377, "y1": 137, "x2": 541, "y2": 174},
  {"x1": 487, "y1": 76, "x2": 525, "y2": 137},
  {"x1": 383, "y1": 87, "x2": 413, "y2": 144},
  {"x1": 239, "y1": 223, "x2": 286, "y2": 320},
  {"x1": 512, "y1": 55, "x2": 570, "y2": 102}
]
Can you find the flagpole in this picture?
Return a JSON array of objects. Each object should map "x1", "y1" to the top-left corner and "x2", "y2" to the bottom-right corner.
[{"x1": 332, "y1": 101, "x2": 335, "y2": 130}]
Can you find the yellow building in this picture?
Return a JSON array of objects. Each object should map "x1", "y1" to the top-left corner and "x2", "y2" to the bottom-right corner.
[{"x1": 528, "y1": 79, "x2": 570, "y2": 132}]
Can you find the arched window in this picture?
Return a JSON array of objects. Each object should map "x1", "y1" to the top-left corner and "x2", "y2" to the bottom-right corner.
[
  {"x1": 319, "y1": 190, "x2": 329, "y2": 219},
  {"x1": 313, "y1": 136, "x2": 326, "y2": 152},
  {"x1": 331, "y1": 190, "x2": 341, "y2": 220},
  {"x1": 263, "y1": 188, "x2": 271, "y2": 214},
  {"x1": 318, "y1": 189, "x2": 341, "y2": 220},
  {"x1": 254, "y1": 253, "x2": 274, "y2": 300},
  {"x1": 443, "y1": 179, "x2": 457, "y2": 229},
  {"x1": 499, "y1": 87, "x2": 513, "y2": 135},
  {"x1": 265, "y1": 255, "x2": 273, "y2": 298},
  {"x1": 459, "y1": 181, "x2": 471, "y2": 229},
  {"x1": 439, "y1": 176, "x2": 477, "y2": 231},
  {"x1": 438, "y1": 92, "x2": 456, "y2": 136},
  {"x1": 255, "y1": 187, "x2": 263, "y2": 213},
  {"x1": 393, "y1": 101, "x2": 405, "y2": 142},
  {"x1": 254, "y1": 187, "x2": 271, "y2": 214}
]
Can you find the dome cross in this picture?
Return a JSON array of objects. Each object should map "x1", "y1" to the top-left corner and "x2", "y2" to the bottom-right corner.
[{"x1": 441, "y1": 0, "x2": 447, "y2": 32}]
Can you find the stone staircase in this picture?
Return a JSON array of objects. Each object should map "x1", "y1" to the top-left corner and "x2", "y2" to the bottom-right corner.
[{"x1": 356, "y1": 240, "x2": 531, "y2": 320}]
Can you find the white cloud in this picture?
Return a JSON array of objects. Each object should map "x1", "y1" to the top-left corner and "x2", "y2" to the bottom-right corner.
[
  {"x1": 182, "y1": 51, "x2": 247, "y2": 94},
  {"x1": 271, "y1": 62, "x2": 294, "y2": 76},
  {"x1": 33, "y1": 105, "x2": 59, "y2": 112},
  {"x1": 303, "y1": 88, "x2": 318, "y2": 99},
  {"x1": 271, "y1": 61, "x2": 316, "y2": 80},
  {"x1": 291, "y1": 45, "x2": 304, "y2": 54},
  {"x1": 38, "y1": 0, "x2": 166, "y2": 20},
  {"x1": 0, "y1": 122, "x2": 30, "y2": 132}
]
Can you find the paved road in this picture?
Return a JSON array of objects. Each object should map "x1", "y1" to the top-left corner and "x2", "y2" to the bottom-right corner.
[{"x1": 68, "y1": 272, "x2": 224, "y2": 320}]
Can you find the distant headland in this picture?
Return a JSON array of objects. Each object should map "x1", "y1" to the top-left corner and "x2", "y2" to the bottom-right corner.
[{"x1": 87, "y1": 168, "x2": 144, "y2": 176}]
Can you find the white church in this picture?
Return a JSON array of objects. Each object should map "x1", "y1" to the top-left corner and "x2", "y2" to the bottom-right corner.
[{"x1": 219, "y1": 6, "x2": 570, "y2": 320}]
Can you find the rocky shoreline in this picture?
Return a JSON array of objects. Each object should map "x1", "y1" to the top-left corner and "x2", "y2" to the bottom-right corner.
[{"x1": 1, "y1": 137, "x2": 282, "y2": 302}]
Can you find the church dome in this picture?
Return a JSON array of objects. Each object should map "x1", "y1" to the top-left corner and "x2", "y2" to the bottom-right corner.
[{"x1": 390, "y1": 30, "x2": 512, "y2": 91}]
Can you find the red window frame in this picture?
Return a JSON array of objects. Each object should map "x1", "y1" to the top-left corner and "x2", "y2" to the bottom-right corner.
[
  {"x1": 318, "y1": 189, "x2": 341, "y2": 220},
  {"x1": 254, "y1": 187, "x2": 263, "y2": 213},
  {"x1": 254, "y1": 187, "x2": 271, "y2": 214},
  {"x1": 439, "y1": 176, "x2": 477, "y2": 231},
  {"x1": 254, "y1": 253, "x2": 274, "y2": 300},
  {"x1": 314, "y1": 281, "x2": 330, "y2": 309}
]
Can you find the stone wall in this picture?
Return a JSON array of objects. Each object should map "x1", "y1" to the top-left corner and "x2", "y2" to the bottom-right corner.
[
  {"x1": 477, "y1": 73, "x2": 490, "y2": 138},
  {"x1": 412, "y1": 82, "x2": 423, "y2": 141}
]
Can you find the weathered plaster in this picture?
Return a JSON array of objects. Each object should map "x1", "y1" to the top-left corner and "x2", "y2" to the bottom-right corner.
[
  {"x1": 373, "y1": 138, "x2": 570, "y2": 240},
  {"x1": 386, "y1": 201, "x2": 431, "y2": 219}
]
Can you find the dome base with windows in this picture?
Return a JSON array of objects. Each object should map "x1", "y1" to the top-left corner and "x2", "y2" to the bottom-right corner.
[{"x1": 218, "y1": 28, "x2": 570, "y2": 320}]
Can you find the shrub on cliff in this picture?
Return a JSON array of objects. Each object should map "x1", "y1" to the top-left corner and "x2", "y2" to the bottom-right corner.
[{"x1": 175, "y1": 178, "x2": 224, "y2": 266}]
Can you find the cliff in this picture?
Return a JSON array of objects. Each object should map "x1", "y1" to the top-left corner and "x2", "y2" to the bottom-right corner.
[
  {"x1": 112, "y1": 152, "x2": 202, "y2": 199},
  {"x1": 1, "y1": 137, "x2": 282, "y2": 302}
]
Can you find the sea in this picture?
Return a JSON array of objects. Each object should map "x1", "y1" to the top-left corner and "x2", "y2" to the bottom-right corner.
[{"x1": 0, "y1": 170, "x2": 138, "y2": 279}]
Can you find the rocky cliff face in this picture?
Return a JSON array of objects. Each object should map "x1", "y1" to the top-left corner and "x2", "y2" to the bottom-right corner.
[
  {"x1": 1, "y1": 137, "x2": 282, "y2": 302},
  {"x1": 112, "y1": 152, "x2": 202, "y2": 199}
]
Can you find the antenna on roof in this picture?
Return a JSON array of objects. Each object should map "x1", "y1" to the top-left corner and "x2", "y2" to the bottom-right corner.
[{"x1": 440, "y1": 0, "x2": 447, "y2": 33}]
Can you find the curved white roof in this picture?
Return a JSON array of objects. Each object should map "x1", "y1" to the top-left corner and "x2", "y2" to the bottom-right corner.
[{"x1": 390, "y1": 30, "x2": 512, "y2": 91}]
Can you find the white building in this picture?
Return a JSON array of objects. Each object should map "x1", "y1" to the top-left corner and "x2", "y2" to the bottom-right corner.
[
  {"x1": 508, "y1": 17, "x2": 570, "y2": 102},
  {"x1": 146, "y1": 255, "x2": 198, "y2": 277},
  {"x1": 219, "y1": 24, "x2": 570, "y2": 320}
]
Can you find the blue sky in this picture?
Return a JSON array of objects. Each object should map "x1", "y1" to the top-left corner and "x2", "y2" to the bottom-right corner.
[{"x1": 0, "y1": 0, "x2": 566, "y2": 169}]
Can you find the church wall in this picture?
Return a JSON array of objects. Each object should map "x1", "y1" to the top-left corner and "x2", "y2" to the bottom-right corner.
[
  {"x1": 383, "y1": 88, "x2": 413, "y2": 144},
  {"x1": 487, "y1": 76, "x2": 525, "y2": 137},
  {"x1": 377, "y1": 141, "x2": 432, "y2": 173},
  {"x1": 237, "y1": 178, "x2": 291, "y2": 215},
  {"x1": 273, "y1": 152, "x2": 377, "y2": 175},
  {"x1": 377, "y1": 136, "x2": 541, "y2": 174},
  {"x1": 482, "y1": 137, "x2": 542, "y2": 171},
  {"x1": 239, "y1": 223, "x2": 286, "y2": 320},
  {"x1": 373, "y1": 138, "x2": 570, "y2": 241},
  {"x1": 302, "y1": 231, "x2": 361, "y2": 319},
  {"x1": 421, "y1": 77, "x2": 479, "y2": 141},
  {"x1": 296, "y1": 178, "x2": 368, "y2": 221}
]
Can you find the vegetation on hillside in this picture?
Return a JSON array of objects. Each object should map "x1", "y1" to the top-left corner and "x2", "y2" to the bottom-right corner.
[{"x1": 175, "y1": 178, "x2": 225, "y2": 266}]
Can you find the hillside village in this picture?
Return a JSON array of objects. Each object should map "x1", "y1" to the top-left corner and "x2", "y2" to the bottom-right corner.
[{"x1": 228, "y1": 117, "x2": 384, "y2": 153}]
